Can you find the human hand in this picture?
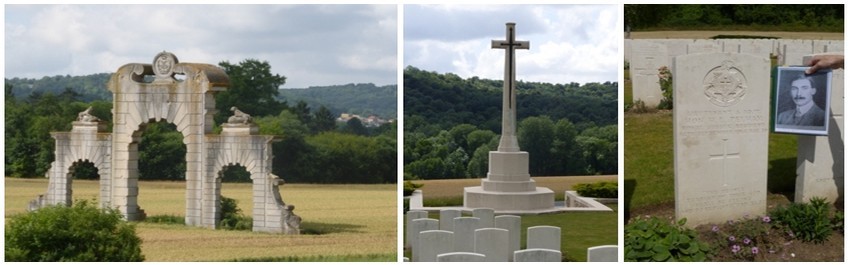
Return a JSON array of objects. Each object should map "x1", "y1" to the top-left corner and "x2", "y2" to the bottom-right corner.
[{"x1": 805, "y1": 54, "x2": 844, "y2": 74}]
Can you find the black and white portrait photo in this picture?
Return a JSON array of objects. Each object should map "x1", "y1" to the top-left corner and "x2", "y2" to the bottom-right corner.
[{"x1": 774, "y1": 66, "x2": 831, "y2": 135}]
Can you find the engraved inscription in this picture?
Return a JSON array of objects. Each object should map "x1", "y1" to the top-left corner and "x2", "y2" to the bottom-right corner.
[
  {"x1": 679, "y1": 187, "x2": 764, "y2": 214},
  {"x1": 703, "y1": 60, "x2": 747, "y2": 107},
  {"x1": 680, "y1": 109, "x2": 768, "y2": 136}
]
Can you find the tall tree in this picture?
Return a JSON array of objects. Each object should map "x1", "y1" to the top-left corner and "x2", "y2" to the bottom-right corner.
[
  {"x1": 215, "y1": 59, "x2": 287, "y2": 124},
  {"x1": 311, "y1": 105, "x2": 337, "y2": 133}
]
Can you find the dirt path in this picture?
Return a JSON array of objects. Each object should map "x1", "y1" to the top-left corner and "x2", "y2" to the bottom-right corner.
[{"x1": 628, "y1": 31, "x2": 843, "y2": 40}]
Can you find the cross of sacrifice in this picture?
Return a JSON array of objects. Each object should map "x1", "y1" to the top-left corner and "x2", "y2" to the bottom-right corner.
[
  {"x1": 491, "y1": 22, "x2": 529, "y2": 152},
  {"x1": 708, "y1": 138, "x2": 741, "y2": 187}
]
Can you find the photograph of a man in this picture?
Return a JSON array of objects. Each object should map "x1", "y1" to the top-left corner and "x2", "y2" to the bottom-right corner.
[{"x1": 774, "y1": 67, "x2": 831, "y2": 135}]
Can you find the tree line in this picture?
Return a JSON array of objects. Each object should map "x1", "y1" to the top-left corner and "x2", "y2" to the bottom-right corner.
[
  {"x1": 625, "y1": 4, "x2": 844, "y2": 32},
  {"x1": 5, "y1": 59, "x2": 396, "y2": 184},
  {"x1": 277, "y1": 83, "x2": 397, "y2": 119},
  {"x1": 403, "y1": 67, "x2": 617, "y2": 179}
]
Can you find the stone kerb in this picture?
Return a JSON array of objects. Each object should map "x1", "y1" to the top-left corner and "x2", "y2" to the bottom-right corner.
[
  {"x1": 405, "y1": 210, "x2": 428, "y2": 248},
  {"x1": 587, "y1": 245, "x2": 618, "y2": 262},
  {"x1": 513, "y1": 248, "x2": 562, "y2": 262},
  {"x1": 527, "y1": 226, "x2": 561, "y2": 251},
  {"x1": 410, "y1": 218, "x2": 439, "y2": 261},
  {"x1": 474, "y1": 228, "x2": 509, "y2": 262},
  {"x1": 796, "y1": 54, "x2": 844, "y2": 204},
  {"x1": 417, "y1": 230, "x2": 454, "y2": 262},
  {"x1": 453, "y1": 217, "x2": 481, "y2": 252},
  {"x1": 495, "y1": 215, "x2": 521, "y2": 261},
  {"x1": 673, "y1": 52, "x2": 770, "y2": 227},
  {"x1": 436, "y1": 252, "x2": 486, "y2": 262}
]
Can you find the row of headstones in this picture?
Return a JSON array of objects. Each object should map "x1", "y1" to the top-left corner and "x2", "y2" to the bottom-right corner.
[
  {"x1": 627, "y1": 39, "x2": 844, "y2": 107},
  {"x1": 406, "y1": 208, "x2": 616, "y2": 262},
  {"x1": 403, "y1": 245, "x2": 616, "y2": 262}
]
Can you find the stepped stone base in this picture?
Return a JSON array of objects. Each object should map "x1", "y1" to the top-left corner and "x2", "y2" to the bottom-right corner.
[{"x1": 464, "y1": 186, "x2": 554, "y2": 211}]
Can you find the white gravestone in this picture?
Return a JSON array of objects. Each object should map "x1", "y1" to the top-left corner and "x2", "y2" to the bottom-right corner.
[
  {"x1": 796, "y1": 54, "x2": 844, "y2": 204},
  {"x1": 587, "y1": 245, "x2": 619, "y2": 262},
  {"x1": 737, "y1": 39, "x2": 774, "y2": 59},
  {"x1": 410, "y1": 218, "x2": 439, "y2": 262},
  {"x1": 464, "y1": 22, "x2": 554, "y2": 211},
  {"x1": 527, "y1": 225, "x2": 561, "y2": 251},
  {"x1": 687, "y1": 39, "x2": 721, "y2": 54},
  {"x1": 629, "y1": 40, "x2": 668, "y2": 107},
  {"x1": 514, "y1": 248, "x2": 562, "y2": 262},
  {"x1": 673, "y1": 52, "x2": 770, "y2": 227},
  {"x1": 453, "y1": 217, "x2": 481, "y2": 252},
  {"x1": 495, "y1": 215, "x2": 521, "y2": 261},
  {"x1": 781, "y1": 40, "x2": 814, "y2": 66},
  {"x1": 439, "y1": 209, "x2": 461, "y2": 231},
  {"x1": 405, "y1": 210, "x2": 428, "y2": 248},
  {"x1": 825, "y1": 41, "x2": 844, "y2": 53},
  {"x1": 437, "y1": 252, "x2": 486, "y2": 262},
  {"x1": 418, "y1": 230, "x2": 454, "y2": 262},
  {"x1": 472, "y1": 208, "x2": 495, "y2": 228},
  {"x1": 474, "y1": 228, "x2": 509, "y2": 262}
]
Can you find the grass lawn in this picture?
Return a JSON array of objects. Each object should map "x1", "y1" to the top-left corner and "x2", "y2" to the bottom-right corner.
[
  {"x1": 5, "y1": 178, "x2": 397, "y2": 262},
  {"x1": 404, "y1": 176, "x2": 619, "y2": 262}
]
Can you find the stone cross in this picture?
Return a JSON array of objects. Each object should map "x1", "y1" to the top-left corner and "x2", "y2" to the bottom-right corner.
[
  {"x1": 708, "y1": 138, "x2": 740, "y2": 187},
  {"x1": 492, "y1": 22, "x2": 529, "y2": 152}
]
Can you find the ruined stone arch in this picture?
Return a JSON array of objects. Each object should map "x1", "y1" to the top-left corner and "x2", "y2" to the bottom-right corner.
[{"x1": 33, "y1": 52, "x2": 297, "y2": 234}]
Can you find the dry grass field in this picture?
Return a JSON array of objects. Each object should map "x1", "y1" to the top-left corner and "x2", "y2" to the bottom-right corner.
[{"x1": 5, "y1": 178, "x2": 397, "y2": 261}]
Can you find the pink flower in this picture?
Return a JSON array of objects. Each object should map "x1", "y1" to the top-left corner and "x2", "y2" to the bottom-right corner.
[
  {"x1": 762, "y1": 216, "x2": 771, "y2": 223},
  {"x1": 731, "y1": 245, "x2": 741, "y2": 253},
  {"x1": 751, "y1": 247, "x2": 759, "y2": 254},
  {"x1": 711, "y1": 225, "x2": 719, "y2": 232},
  {"x1": 728, "y1": 235, "x2": 736, "y2": 242},
  {"x1": 743, "y1": 237, "x2": 751, "y2": 245}
]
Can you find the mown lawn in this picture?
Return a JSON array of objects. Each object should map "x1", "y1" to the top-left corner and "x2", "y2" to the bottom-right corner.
[
  {"x1": 404, "y1": 176, "x2": 619, "y2": 262},
  {"x1": 5, "y1": 178, "x2": 397, "y2": 262}
]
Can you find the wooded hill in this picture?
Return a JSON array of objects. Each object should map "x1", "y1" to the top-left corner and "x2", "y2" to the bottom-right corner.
[{"x1": 277, "y1": 83, "x2": 397, "y2": 119}]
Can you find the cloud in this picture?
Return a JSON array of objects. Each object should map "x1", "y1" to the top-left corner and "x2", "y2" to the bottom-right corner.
[
  {"x1": 404, "y1": 4, "x2": 619, "y2": 84},
  {"x1": 4, "y1": 5, "x2": 397, "y2": 88}
]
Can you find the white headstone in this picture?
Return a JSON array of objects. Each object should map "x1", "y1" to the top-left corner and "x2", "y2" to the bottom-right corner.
[
  {"x1": 410, "y1": 218, "x2": 439, "y2": 262},
  {"x1": 737, "y1": 39, "x2": 774, "y2": 59},
  {"x1": 474, "y1": 228, "x2": 509, "y2": 262},
  {"x1": 629, "y1": 40, "x2": 668, "y2": 107},
  {"x1": 418, "y1": 230, "x2": 454, "y2": 262},
  {"x1": 472, "y1": 208, "x2": 495, "y2": 228},
  {"x1": 781, "y1": 40, "x2": 814, "y2": 66},
  {"x1": 527, "y1": 225, "x2": 561, "y2": 251},
  {"x1": 587, "y1": 245, "x2": 619, "y2": 262},
  {"x1": 439, "y1": 209, "x2": 461, "y2": 231},
  {"x1": 436, "y1": 252, "x2": 486, "y2": 262},
  {"x1": 453, "y1": 217, "x2": 480, "y2": 252},
  {"x1": 663, "y1": 39, "x2": 690, "y2": 66},
  {"x1": 405, "y1": 210, "x2": 428, "y2": 248},
  {"x1": 514, "y1": 248, "x2": 562, "y2": 262},
  {"x1": 673, "y1": 52, "x2": 770, "y2": 227},
  {"x1": 495, "y1": 215, "x2": 521, "y2": 261},
  {"x1": 825, "y1": 41, "x2": 844, "y2": 53},
  {"x1": 687, "y1": 39, "x2": 721, "y2": 54},
  {"x1": 796, "y1": 54, "x2": 844, "y2": 204}
]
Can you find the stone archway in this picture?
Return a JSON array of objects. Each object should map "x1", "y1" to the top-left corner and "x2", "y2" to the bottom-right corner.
[{"x1": 33, "y1": 52, "x2": 298, "y2": 234}]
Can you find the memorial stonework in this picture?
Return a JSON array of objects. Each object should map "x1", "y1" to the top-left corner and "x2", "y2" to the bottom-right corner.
[
  {"x1": 796, "y1": 54, "x2": 845, "y2": 204},
  {"x1": 629, "y1": 41, "x2": 668, "y2": 107},
  {"x1": 673, "y1": 52, "x2": 770, "y2": 227},
  {"x1": 780, "y1": 40, "x2": 814, "y2": 66},
  {"x1": 463, "y1": 22, "x2": 555, "y2": 212},
  {"x1": 687, "y1": 40, "x2": 721, "y2": 54},
  {"x1": 32, "y1": 52, "x2": 299, "y2": 234}
]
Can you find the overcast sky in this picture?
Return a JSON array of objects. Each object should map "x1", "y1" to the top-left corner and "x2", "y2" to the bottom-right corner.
[
  {"x1": 4, "y1": 5, "x2": 397, "y2": 88},
  {"x1": 404, "y1": 5, "x2": 620, "y2": 84}
]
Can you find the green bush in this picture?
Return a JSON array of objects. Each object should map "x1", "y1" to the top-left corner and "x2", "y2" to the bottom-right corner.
[
  {"x1": 5, "y1": 200, "x2": 144, "y2": 261},
  {"x1": 625, "y1": 217, "x2": 710, "y2": 262},
  {"x1": 219, "y1": 196, "x2": 252, "y2": 231},
  {"x1": 657, "y1": 66, "x2": 673, "y2": 110},
  {"x1": 145, "y1": 214, "x2": 185, "y2": 224},
  {"x1": 769, "y1": 197, "x2": 833, "y2": 243},
  {"x1": 403, "y1": 181, "x2": 423, "y2": 197},
  {"x1": 574, "y1": 181, "x2": 617, "y2": 198},
  {"x1": 701, "y1": 215, "x2": 777, "y2": 261}
]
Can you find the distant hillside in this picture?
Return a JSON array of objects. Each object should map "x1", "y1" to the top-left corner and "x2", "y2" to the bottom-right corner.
[
  {"x1": 278, "y1": 83, "x2": 397, "y2": 119},
  {"x1": 5, "y1": 73, "x2": 113, "y2": 101}
]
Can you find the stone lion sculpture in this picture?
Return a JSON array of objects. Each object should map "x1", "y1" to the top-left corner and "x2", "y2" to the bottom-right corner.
[{"x1": 227, "y1": 106, "x2": 253, "y2": 124}]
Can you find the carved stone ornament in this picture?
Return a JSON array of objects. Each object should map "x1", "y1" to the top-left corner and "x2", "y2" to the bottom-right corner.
[
  {"x1": 227, "y1": 106, "x2": 253, "y2": 124},
  {"x1": 153, "y1": 51, "x2": 178, "y2": 78},
  {"x1": 703, "y1": 60, "x2": 748, "y2": 107},
  {"x1": 76, "y1": 106, "x2": 100, "y2": 122}
]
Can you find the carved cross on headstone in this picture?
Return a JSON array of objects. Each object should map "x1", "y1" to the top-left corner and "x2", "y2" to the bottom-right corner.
[
  {"x1": 491, "y1": 22, "x2": 529, "y2": 152},
  {"x1": 709, "y1": 138, "x2": 741, "y2": 187}
]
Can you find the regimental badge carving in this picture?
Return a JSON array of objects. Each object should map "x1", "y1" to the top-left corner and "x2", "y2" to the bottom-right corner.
[
  {"x1": 153, "y1": 51, "x2": 178, "y2": 78},
  {"x1": 703, "y1": 60, "x2": 747, "y2": 107}
]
